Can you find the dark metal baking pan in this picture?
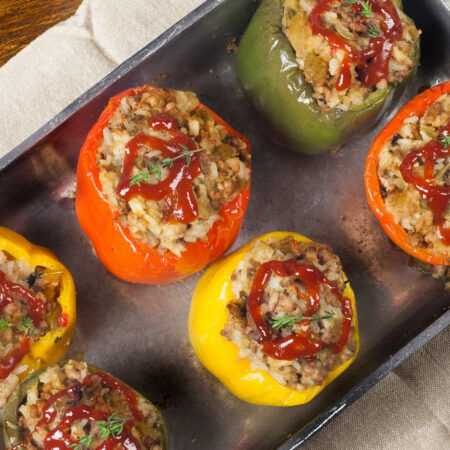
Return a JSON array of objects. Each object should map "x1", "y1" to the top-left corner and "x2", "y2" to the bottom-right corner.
[{"x1": 0, "y1": 0, "x2": 449, "y2": 448}]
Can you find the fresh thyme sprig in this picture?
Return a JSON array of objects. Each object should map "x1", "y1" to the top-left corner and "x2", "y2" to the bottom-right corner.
[
  {"x1": 161, "y1": 146, "x2": 205, "y2": 168},
  {"x1": 149, "y1": 163, "x2": 162, "y2": 181},
  {"x1": 0, "y1": 316, "x2": 35, "y2": 337},
  {"x1": 68, "y1": 435, "x2": 93, "y2": 450},
  {"x1": 129, "y1": 146, "x2": 205, "y2": 186},
  {"x1": 95, "y1": 413, "x2": 128, "y2": 440},
  {"x1": 129, "y1": 169, "x2": 150, "y2": 187},
  {"x1": 0, "y1": 318, "x2": 11, "y2": 329},
  {"x1": 271, "y1": 310, "x2": 336, "y2": 331},
  {"x1": 66, "y1": 413, "x2": 128, "y2": 449},
  {"x1": 360, "y1": 0, "x2": 372, "y2": 17},
  {"x1": 18, "y1": 316, "x2": 34, "y2": 337},
  {"x1": 439, "y1": 135, "x2": 450, "y2": 149},
  {"x1": 367, "y1": 24, "x2": 379, "y2": 37}
]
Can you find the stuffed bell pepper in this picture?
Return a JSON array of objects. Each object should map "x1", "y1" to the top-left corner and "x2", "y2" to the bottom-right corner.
[
  {"x1": 189, "y1": 232, "x2": 359, "y2": 406},
  {"x1": 365, "y1": 81, "x2": 450, "y2": 270},
  {"x1": 76, "y1": 85, "x2": 251, "y2": 284},
  {"x1": 0, "y1": 227, "x2": 76, "y2": 408},
  {"x1": 3, "y1": 359, "x2": 168, "y2": 449},
  {"x1": 236, "y1": 0, "x2": 420, "y2": 154}
]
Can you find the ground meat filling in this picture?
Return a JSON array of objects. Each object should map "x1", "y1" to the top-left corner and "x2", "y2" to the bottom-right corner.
[
  {"x1": 221, "y1": 237, "x2": 357, "y2": 391},
  {"x1": 0, "y1": 251, "x2": 63, "y2": 408},
  {"x1": 378, "y1": 93, "x2": 450, "y2": 259},
  {"x1": 97, "y1": 87, "x2": 250, "y2": 256},
  {"x1": 17, "y1": 361, "x2": 163, "y2": 450},
  {"x1": 282, "y1": 0, "x2": 419, "y2": 111}
]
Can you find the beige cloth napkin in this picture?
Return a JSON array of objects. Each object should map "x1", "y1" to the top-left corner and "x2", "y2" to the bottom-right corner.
[{"x1": 0, "y1": 0, "x2": 448, "y2": 448}]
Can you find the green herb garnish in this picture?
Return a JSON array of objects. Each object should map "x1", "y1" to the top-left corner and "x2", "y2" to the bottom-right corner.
[
  {"x1": 367, "y1": 24, "x2": 379, "y2": 37},
  {"x1": 271, "y1": 310, "x2": 336, "y2": 331},
  {"x1": 439, "y1": 136, "x2": 450, "y2": 149},
  {"x1": 95, "y1": 413, "x2": 128, "y2": 440},
  {"x1": 161, "y1": 147, "x2": 205, "y2": 169},
  {"x1": 129, "y1": 169, "x2": 150, "y2": 187},
  {"x1": 19, "y1": 316, "x2": 34, "y2": 337},
  {"x1": 0, "y1": 318, "x2": 11, "y2": 329},
  {"x1": 130, "y1": 146, "x2": 205, "y2": 186},
  {"x1": 68, "y1": 435, "x2": 93, "y2": 450},
  {"x1": 346, "y1": 0, "x2": 358, "y2": 3},
  {"x1": 149, "y1": 162, "x2": 161, "y2": 181},
  {"x1": 360, "y1": 0, "x2": 372, "y2": 17},
  {"x1": 181, "y1": 149, "x2": 191, "y2": 166},
  {"x1": 161, "y1": 157, "x2": 174, "y2": 168}
]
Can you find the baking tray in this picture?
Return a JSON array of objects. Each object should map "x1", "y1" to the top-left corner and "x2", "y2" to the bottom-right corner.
[{"x1": 0, "y1": 0, "x2": 449, "y2": 448}]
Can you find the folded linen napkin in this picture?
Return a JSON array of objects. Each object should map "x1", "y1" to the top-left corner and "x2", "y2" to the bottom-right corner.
[
  {"x1": 0, "y1": 0, "x2": 448, "y2": 448},
  {"x1": 0, "y1": 0, "x2": 202, "y2": 156}
]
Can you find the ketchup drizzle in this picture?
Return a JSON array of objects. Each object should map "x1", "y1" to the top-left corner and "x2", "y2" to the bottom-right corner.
[
  {"x1": 399, "y1": 124, "x2": 450, "y2": 245},
  {"x1": 308, "y1": 0, "x2": 403, "y2": 90},
  {"x1": 0, "y1": 337, "x2": 30, "y2": 380},
  {"x1": 83, "y1": 371, "x2": 143, "y2": 421},
  {"x1": 248, "y1": 259, "x2": 353, "y2": 361},
  {"x1": 116, "y1": 113, "x2": 202, "y2": 223},
  {"x1": 0, "y1": 270, "x2": 46, "y2": 379},
  {"x1": 44, "y1": 405, "x2": 140, "y2": 450},
  {"x1": 20, "y1": 372, "x2": 143, "y2": 450}
]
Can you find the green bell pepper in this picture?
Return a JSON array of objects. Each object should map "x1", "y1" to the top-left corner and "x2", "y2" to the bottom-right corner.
[
  {"x1": 236, "y1": 0, "x2": 420, "y2": 155},
  {"x1": 3, "y1": 361, "x2": 168, "y2": 449}
]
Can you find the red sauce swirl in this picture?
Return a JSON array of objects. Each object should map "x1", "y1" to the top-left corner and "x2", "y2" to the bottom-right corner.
[
  {"x1": 116, "y1": 113, "x2": 202, "y2": 223},
  {"x1": 83, "y1": 371, "x2": 143, "y2": 421},
  {"x1": 248, "y1": 259, "x2": 353, "y2": 360},
  {"x1": 399, "y1": 124, "x2": 450, "y2": 245},
  {"x1": 0, "y1": 270, "x2": 46, "y2": 379},
  {"x1": 308, "y1": 0, "x2": 403, "y2": 91},
  {"x1": 44, "y1": 405, "x2": 140, "y2": 450},
  {"x1": 20, "y1": 371, "x2": 143, "y2": 450}
]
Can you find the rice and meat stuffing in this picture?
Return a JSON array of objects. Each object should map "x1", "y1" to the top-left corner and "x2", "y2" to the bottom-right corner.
[
  {"x1": 16, "y1": 360, "x2": 163, "y2": 449},
  {"x1": 221, "y1": 236, "x2": 357, "y2": 391},
  {"x1": 282, "y1": 0, "x2": 419, "y2": 111},
  {"x1": 378, "y1": 93, "x2": 450, "y2": 259},
  {"x1": 97, "y1": 87, "x2": 250, "y2": 257},
  {"x1": 0, "y1": 252, "x2": 62, "y2": 408}
]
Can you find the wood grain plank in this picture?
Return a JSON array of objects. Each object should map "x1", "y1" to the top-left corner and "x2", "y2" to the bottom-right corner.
[{"x1": 0, "y1": 0, "x2": 83, "y2": 67}]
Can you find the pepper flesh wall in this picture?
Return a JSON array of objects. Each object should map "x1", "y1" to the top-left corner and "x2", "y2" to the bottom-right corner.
[
  {"x1": 189, "y1": 231, "x2": 360, "y2": 406},
  {"x1": 236, "y1": 0, "x2": 419, "y2": 154},
  {"x1": 0, "y1": 226, "x2": 76, "y2": 408}
]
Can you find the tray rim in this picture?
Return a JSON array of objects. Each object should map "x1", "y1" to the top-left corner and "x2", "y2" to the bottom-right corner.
[
  {"x1": 280, "y1": 310, "x2": 450, "y2": 449},
  {"x1": 0, "y1": 0, "x2": 449, "y2": 448}
]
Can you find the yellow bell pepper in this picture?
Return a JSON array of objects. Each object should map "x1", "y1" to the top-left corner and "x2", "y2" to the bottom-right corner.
[
  {"x1": 0, "y1": 226, "x2": 76, "y2": 381},
  {"x1": 189, "y1": 231, "x2": 360, "y2": 406}
]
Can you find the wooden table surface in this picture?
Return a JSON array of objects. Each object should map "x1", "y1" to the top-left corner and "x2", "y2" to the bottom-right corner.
[{"x1": 0, "y1": 0, "x2": 83, "y2": 67}]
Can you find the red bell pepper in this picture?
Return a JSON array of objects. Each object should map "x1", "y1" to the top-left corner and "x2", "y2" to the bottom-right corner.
[
  {"x1": 364, "y1": 81, "x2": 450, "y2": 265},
  {"x1": 76, "y1": 85, "x2": 251, "y2": 284}
]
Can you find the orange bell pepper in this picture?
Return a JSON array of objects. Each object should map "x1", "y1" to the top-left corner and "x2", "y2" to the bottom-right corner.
[
  {"x1": 364, "y1": 81, "x2": 450, "y2": 265},
  {"x1": 76, "y1": 85, "x2": 251, "y2": 284}
]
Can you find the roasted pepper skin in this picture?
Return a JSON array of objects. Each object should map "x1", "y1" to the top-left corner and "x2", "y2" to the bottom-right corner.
[
  {"x1": 0, "y1": 227, "x2": 76, "y2": 380},
  {"x1": 76, "y1": 85, "x2": 251, "y2": 285},
  {"x1": 365, "y1": 82, "x2": 450, "y2": 266},
  {"x1": 236, "y1": 0, "x2": 419, "y2": 155},
  {"x1": 189, "y1": 231, "x2": 359, "y2": 406},
  {"x1": 3, "y1": 361, "x2": 168, "y2": 449}
]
